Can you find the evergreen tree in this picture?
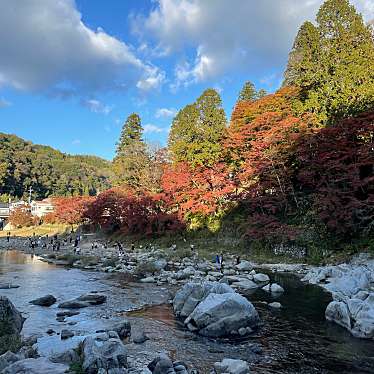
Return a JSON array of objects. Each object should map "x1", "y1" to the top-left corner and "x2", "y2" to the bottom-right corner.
[
  {"x1": 284, "y1": 0, "x2": 374, "y2": 123},
  {"x1": 115, "y1": 113, "x2": 143, "y2": 160},
  {"x1": 283, "y1": 21, "x2": 320, "y2": 88},
  {"x1": 238, "y1": 81, "x2": 257, "y2": 101},
  {"x1": 169, "y1": 89, "x2": 227, "y2": 167},
  {"x1": 256, "y1": 89, "x2": 267, "y2": 99},
  {"x1": 113, "y1": 113, "x2": 149, "y2": 189}
]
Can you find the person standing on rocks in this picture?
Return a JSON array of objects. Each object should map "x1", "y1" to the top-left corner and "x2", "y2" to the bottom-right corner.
[{"x1": 6, "y1": 232, "x2": 10, "y2": 242}]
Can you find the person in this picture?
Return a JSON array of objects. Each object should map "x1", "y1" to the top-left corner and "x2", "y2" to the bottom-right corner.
[
  {"x1": 69, "y1": 236, "x2": 72, "y2": 243},
  {"x1": 131, "y1": 243, "x2": 135, "y2": 251},
  {"x1": 190, "y1": 244, "x2": 195, "y2": 252},
  {"x1": 236, "y1": 256, "x2": 241, "y2": 265},
  {"x1": 6, "y1": 232, "x2": 10, "y2": 242},
  {"x1": 74, "y1": 237, "x2": 79, "y2": 248},
  {"x1": 219, "y1": 253, "x2": 224, "y2": 271}
]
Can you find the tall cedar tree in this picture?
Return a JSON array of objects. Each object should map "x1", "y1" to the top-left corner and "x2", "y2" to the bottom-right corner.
[
  {"x1": 113, "y1": 114, "x2": 149, "y2": 190},
  {"x1": 284, "y1": 0, "x2": 374, "y2": 123},
  {"x1": 238, "y1": 81, "x2": 267, "y2": 102},
  {"x1": 168, "y1": 88, "x2": 227, "y2": 167}
]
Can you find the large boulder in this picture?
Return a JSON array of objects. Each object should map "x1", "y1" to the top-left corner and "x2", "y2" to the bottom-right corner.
[
  {"x1": 1, "y1": 357, "x2": 68, "y2": 374},
  {"x1": 325, "y1": 301, "x2": 351, "y2": 330},
  {"x1": 148, "y1": 354, "x2": 189, "y2": 374},
  {"x1": 173, "y1": 282, "x2": 234, "y2": 318},
  {"x1": 0, "y1": 352, "x2": 19, "y2": 372},
  {"x1": 82, "y1": 332, "x2": 127, "y2": 374},
  {"x1": 58, "y1": 293, "x2": 107, "y2": 309},
  {"x1": 185, "y1": 292, "x2": 259, "y2": 337},
  {"x1": 173, "y1": 282, "x2": 259, "y2": 338},
  {"x1": 29, "y1": 295, "x2": 56, "y2": 307},
  {"x1": 214, "y1": 358, "x2": 250, "y2": 374},
  {"x1": 0, "y1": 297, "x2": 25, "y2": 354},
  {"x1": 236, "y1": 261, "x2": 252, "y2": 272}
]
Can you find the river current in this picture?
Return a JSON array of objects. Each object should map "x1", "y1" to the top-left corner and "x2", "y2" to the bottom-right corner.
[{"x1": 0, "y1": 250, "x2": 373, "y2": 373}]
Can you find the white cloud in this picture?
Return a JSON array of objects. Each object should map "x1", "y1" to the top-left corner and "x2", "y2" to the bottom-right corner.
[
  {"x1": 0, "y1": 0, "x2": 162, "y2": 95},
  {"x1": 155, "y1": 107, "x2": 177, "y2": 118},
  {"x1": 136, "y1": 66, "x2": 165, "y2": 91},
  {"x1": 136, "y1": 0, "x2": 374, "y2": 87},
  {"x1": 0, "y1": 98, "x2": 11, "y2": 108},
  {"x1": 82, "y1": 99, "x2": 112, "y2": 114},
  {"x1": 143, "y1": 124, "x2": 164, "y2": 134}
]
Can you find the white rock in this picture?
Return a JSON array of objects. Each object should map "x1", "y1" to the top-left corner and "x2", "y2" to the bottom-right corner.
[
  {"x1": 269, "y1": 302, "x2": 282, "y2": 309},
  {"x1": 262, "y1": 283, "x2": 284, "y2": 293},
  {"x1": 325, "y1": 301, "x2": 351, "y2": 330},
  {"x1": 214, "y1": 358, "x2": 250, "y2": 374},
  {"x1": 236, "y1": 261, "x2": 253, "y2": 272},
  {"x1": 253, "y1": 273, "x2": 270, "y2": 283}
]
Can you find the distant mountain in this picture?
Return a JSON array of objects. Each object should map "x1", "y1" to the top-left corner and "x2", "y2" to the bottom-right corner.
[{"x1": 0, "y1": 133, "x2": 113, "y2": 199}]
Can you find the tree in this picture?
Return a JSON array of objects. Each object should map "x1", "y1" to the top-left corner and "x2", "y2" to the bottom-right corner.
[
  {"x1": 9, "y1": 206, "x2": 34, "y2": 228},
  {"x1": 238, "y1": 81, "x2": 257, "y2": 101},
  {"x1": 283, "y1": 21, "x2": 320, "y2": 88},
  {"x1": 284, "y1": 0, "x2": 374, "y2": 123},
  {"x1": 115, "y1": 114, "x2": 143, "y2": 159},
  {"x1": 168, "y1": 89, "x2": 227, "y2": 167},
  {"x1": 113, "y1": 113, "x2": 149, "y2": 189},
  {"x1": 237, "y1": 82, "x2": 267, "y2": 102}
]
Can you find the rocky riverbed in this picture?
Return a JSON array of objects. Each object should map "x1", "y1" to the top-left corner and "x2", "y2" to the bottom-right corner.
[{"x1": 1, "y1": 237, "x2": 374, "y2": 373}]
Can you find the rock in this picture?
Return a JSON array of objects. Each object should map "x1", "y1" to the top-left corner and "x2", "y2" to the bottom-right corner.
[
  {"x1": 57, "y1": 300, "x2": 90, "y2": 309},
  {"x1": 181, "y1": 286, "x2": 260, "y2": 338},
  {"x1": 351, "y1": 318, "x2": 374, "y2": 339},
  {"x1": 268, "y1": 302, "x2": 282, "y2": 309},
  {"x1": 46, "y1": 329, "x2": 55, "y2": 335},
  {"x1": 232, "y1": 280, "x2": 259, "y2": 291},
  {"x1": 148, "y1": 354, "x2": 175, "y2": 374},
  {"x1": 50, "y1": 348, "x2": 80, "y2": 364},
  {"x1": 1, "y1": 357, "x2": 69, "y2": 374},
  {"x1": 77, "y1": 293, "x2": 107, "y2": 305},
  {"x1": 253, "y1": 273, "x2": 270, "y2": 283},
  {"x1": 109, "y1": 320, "x2": 132, "y2": 340},
  {"x1": 325, "y1": 301, "x2": 351, "y2": 330},
  {"x1": 0, "y1": 351, "x2": 19, "y2": 372},
  {"x1": 214, "y1": 358, "x2": 250, "y2": 374},
  {"x1": 140, "y1": 277, "x2": 156, "y2": 283},
  {"x1": 173, "y1": 282, "x2": 234, "y2": 319},
  {"x1": 29, "y1": 295, "x2": 56, "y2": 307},
  {"x1": 236, "y1": 261, "x2": 252, "y2": 272},
  {"x1": 0, "y1": 296, "x2": 25, "y2": 352},
  {"x1": 82, "y1": 332, "x2": 127, "y2": 374},
  {"x1": 61, "y1": 329, "x2": 74, "y2": 339},
  {"x1": 175, "y1": 266, "x2": 196, "y2": 280},
  {"x1": 0, "y1": 284, "x2": 19, "y2": 290},
  {"x1": 0, "y1": 296, "x2": 25, "y2": 334},
  {"x1": 56, "y1": 310, "x2": 80, "y2": 317},
  {"x1": 133, "y1": 331, "x2": 149, "y2": 344},
  {"x1": 262, "y1": 283, "x2": 284, "y2": 293}
]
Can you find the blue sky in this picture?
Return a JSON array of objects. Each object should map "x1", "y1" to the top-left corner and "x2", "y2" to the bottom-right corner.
[{"x1": 0, "y1": 0, "x2": 372, "y2": 160}]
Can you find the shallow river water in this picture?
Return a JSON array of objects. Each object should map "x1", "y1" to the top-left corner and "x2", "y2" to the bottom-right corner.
[{"x1": 1, "y1": 250, "x2": 374, "y2": 373}]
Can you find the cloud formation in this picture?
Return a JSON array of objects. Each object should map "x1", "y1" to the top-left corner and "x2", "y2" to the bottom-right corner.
[
  {"x1": 0, "y1": 98, "x2": 11, "y2": 108},
  {"x1": 137, "y1": 0, "x2": 374, "y2": 87},
  {"x1": 81, "y1": 99, "x2": 112, "y2": 115},
  {"x1": 155, "y1": 107, "x2": 177, "y2": 118},
  {"x1": 0, "y1": 0, "x2": 163, "y2": 95},
  {"x1": 143, "y1": 124, "x2": 164, "y2": 134}
]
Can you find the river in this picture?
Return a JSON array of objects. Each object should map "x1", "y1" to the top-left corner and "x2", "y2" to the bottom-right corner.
[{"x1": 0, "y1": 250, "x2": 373, "y2": 373}]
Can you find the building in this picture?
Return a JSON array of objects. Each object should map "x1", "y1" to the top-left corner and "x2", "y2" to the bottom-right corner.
[
  {"x1": 30, "y1": 199, "x2": 55, "y2": 217},
  {"x1": 0, "y1": 203, "x2": 10, "y2": 230}
]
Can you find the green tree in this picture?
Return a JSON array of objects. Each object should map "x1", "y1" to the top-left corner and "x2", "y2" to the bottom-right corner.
[
  {"x1": 238, "y1": 81, "x2": 257, "y2": 101},
  {"x1": 113, "y1": 113, "x2": 149, "y2": 189},
  {"x1": 169, "y1": 89, "x2": 227, "y2": 167},
  {"x1": 115, "y1": 113, "x2": 143, "y2": 159},
  {"x1": 283, "y1": 21, "x2": 320, "y2": 88},
  {"x1": 284, "y1": 0, "x2": 374, "y2": 123}
]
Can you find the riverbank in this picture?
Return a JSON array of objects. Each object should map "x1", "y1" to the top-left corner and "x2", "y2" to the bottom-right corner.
[
  {"x1": 1, "y1": 249, "x2": 374, "y2": 373},
  {"x1": 1, "y1": 233, "x2": 374, "y2": 373}
]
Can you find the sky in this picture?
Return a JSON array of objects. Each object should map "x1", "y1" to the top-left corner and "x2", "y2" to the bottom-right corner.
[{"x1": 0, "y1": 0, "x2": 373, "y2": 160}]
